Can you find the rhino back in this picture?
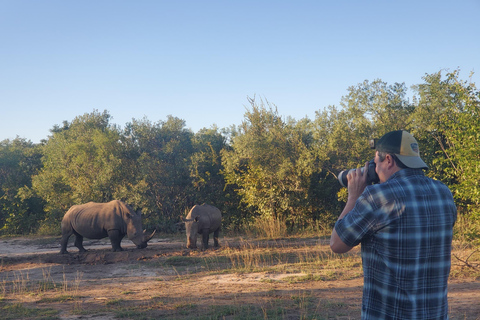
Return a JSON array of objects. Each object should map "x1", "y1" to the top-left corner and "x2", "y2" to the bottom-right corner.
[
  {"x1": 64, "y1": 201, "x2": 127, "y2": 239},
  {"x1": 187, "y1": 204, "x2": 222, "y2": 231}
]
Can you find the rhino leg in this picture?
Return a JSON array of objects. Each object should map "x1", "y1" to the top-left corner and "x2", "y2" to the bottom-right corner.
[
  {"x1": 74, "y1": 234, "x2": 87, "y2": 252},
  {"x1": 201, "y1": 229, "x2": 210, "y2": 250},
  {"x1": 107, "y1": 229, "x2": 124, "y2": 252},
  {"x1": 60, "y1": 223, "x2": 75, "y2": 254},
  {"x1": 213, "y1": 229, "x2": 220, "y2": 248},
  {"x1": 60, "y1": 234, "x2": 71, "y2": 254}
]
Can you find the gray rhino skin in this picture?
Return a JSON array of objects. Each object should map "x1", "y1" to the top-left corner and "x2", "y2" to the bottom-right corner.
[
  {"x1": 60, "y1": 200, "x2": 155, "y2": 254},
  {"x1": 183, "y1": 204, "x2": 222, "y2": 250}
]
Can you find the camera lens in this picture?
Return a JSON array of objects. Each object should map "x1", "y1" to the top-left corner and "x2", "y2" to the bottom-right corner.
[{"x1": 337, "y1": 159, "x2": 379, "y2": 187}]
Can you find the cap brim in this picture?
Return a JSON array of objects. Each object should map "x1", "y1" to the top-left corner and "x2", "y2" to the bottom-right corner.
[{"x1": 395, "y1": 154, "x2": 428, "y2": 169}]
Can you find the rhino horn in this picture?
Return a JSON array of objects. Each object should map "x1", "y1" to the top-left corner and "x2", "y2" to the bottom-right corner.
[{"x1": 143, "y1": 229, "x2": 156, "y2": 242}]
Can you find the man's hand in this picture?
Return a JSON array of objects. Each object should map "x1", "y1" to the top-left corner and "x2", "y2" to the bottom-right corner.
[
  {"x1": 346, "y1": 161, "x2": 369, "y2": 202},
  {"x1": 330, "y1": 161, "x2": 369, "y2": 254}
]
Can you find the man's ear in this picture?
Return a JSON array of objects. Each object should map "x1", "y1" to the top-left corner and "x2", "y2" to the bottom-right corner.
[{"x1": 386, "y1": 154, "x2": 396, "y2": 168}]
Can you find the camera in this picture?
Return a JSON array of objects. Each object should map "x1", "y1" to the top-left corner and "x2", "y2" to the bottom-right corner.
[
  {"x1": 338, "y1": 159, "x2": 379, "y2": 188},
  {"x1": 337, "y1": 139, "x2": 380, "y2": 188}
]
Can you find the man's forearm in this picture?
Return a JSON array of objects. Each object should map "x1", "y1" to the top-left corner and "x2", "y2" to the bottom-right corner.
[
  {"x1": 337, "y1": 197, "x2": 357, "y2": 220},
  {"x1": 330, "y1": 165, "x2": 369, "y2": 253}
]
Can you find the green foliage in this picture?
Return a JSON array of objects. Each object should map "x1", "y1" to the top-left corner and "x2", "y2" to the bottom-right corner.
[
  {"x1": 122, "y1": 116, "x2": 195, "y2": 231},
  {"x1": 411, "y1": 70, "x2": 480, "y2": 212},
  {"x1": 311, "y1": 80, "x2": 413, "y2": 220},
  {"x1": 222, "y1": 97, "x2": 316, "y2": 227},
  {"x1": 315, "y1": 80, "x2": 413, "y2": 170},
  {"x1": 189, "y1": 127, "x2": 226, "y2": 204},
  {"x1": 0, "y1": 138, "x2": 44, "y2": 234},
  {"x1": 32, "y1": 110, "x2": 124, "y2": 227},
  {"x1": 188, "y1": 126, "x2": 245, "y2": 229},
  {"x1": 0, "y1": 69, "x2": 479, "y2": 240}
]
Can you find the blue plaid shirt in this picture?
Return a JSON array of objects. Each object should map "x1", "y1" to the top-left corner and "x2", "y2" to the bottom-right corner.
[{"x1": 335, "y1": 169, "x2": 457, "y2": 320}]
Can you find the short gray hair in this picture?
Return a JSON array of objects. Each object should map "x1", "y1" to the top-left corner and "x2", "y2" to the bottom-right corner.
[{"x1": 377, "y1": 152, "x2": 408, "y2": 169}]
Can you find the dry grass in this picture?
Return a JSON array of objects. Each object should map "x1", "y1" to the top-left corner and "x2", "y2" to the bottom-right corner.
[{"x1": 0, "y1": 233, "x2": 479, "y2": 319}]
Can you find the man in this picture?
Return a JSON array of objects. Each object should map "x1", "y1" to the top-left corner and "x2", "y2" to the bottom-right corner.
[{"x1": 330, "y1": 130, "x2": 457, "y2": 319}]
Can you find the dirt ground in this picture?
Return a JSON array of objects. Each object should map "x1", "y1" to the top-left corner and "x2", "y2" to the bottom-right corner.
[{"x1": 1, "y1": 236, "x2": 479, "y2": 320}]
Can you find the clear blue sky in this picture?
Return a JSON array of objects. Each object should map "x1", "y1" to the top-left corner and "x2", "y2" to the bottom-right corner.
[{"x1": 1, "y1": 0, "x2": 479, "y2": 143}]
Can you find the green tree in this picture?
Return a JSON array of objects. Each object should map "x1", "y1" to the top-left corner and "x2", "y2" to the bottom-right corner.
[
  {"x1": 222, "y1": 98, "x2": 316, "y2": 227},
  {"x1": 190, "y1": 127, "x2": 227, "y2": 204},
  {"x1": 0, "y1": 138, "x2": 43, "y2": 234},
  {"x1": 188, "y1": 127, "x2": 246, "y2": 231},
  {"x1": 32, "y1": 110, "x2": 124, "y2": 231},
  {"x1": 411, "y1": 70, "x2": 480, "y2": 210},
  {"x1": 312, "y1": 80, "x2": 413, "y2": 208},
  {"x1": 123, "y1": 116, "x2": 195, "y2": 231}
]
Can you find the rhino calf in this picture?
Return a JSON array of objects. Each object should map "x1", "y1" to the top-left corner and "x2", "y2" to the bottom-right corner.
[
  {"x1": 60, "y1": 200, "x2": 155, "y2": 254},
  {"x1": 182, "y1": 204, "x2": 222, "y2": 250}
]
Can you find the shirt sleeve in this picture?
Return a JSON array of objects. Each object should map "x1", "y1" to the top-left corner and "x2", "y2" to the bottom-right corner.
[
  {"x1": 335, "y1": 191, "x2": 379, "y2": 247},
  {"x1": 335, "y1": 185, "x2": 404, "y2": 248}
]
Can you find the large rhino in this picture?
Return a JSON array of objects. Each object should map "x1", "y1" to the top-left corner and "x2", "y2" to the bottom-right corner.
[
  {"x1": 60, "y1": 200, "x2": 155, "y2": 254},
  {"x1": 182, "y1": 204, "x2": 222, "y2": 250}
]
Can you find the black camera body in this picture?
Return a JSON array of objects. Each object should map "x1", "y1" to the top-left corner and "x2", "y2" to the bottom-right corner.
[{"x1": 338, "y1": 159, "x2": 379, "y2": 188}]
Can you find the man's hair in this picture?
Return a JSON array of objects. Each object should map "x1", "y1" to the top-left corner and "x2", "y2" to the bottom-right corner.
[{"x1": 377, "y1": 151, "x2": 408, "y2": 169}]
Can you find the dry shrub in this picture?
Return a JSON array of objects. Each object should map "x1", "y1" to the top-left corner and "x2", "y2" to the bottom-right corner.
[
  {"x1": 247, "y1": 215, "x2": 288, "y2": 239},
  {"x1": 454, "y1": 210, "x2": 480, "y2": 247}
]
